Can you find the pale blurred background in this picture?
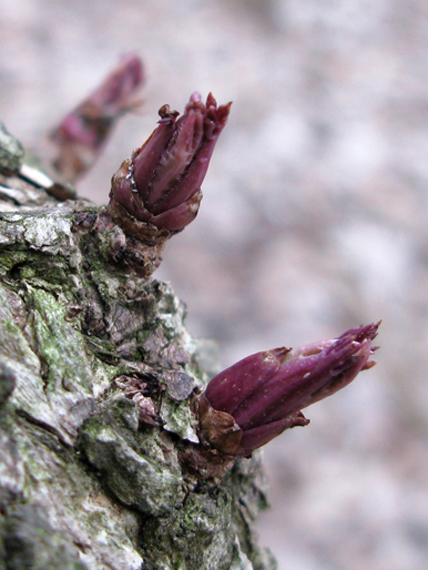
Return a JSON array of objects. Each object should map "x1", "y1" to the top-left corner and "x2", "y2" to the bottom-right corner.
[{"x1": 2, "y1": 1, "x2": 428, "y2": 569}]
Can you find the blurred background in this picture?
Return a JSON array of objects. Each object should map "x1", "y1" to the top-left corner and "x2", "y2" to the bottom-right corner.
[{"x1": 2, "y1": 1, "x2": 428, "y2": 568}]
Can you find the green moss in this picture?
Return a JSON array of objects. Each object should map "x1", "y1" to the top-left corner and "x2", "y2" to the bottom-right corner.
[
  {"x1": 27, "y1": 286, "x2": 93, "y2": 392},
  {"x1": 141, "y1": 486, "x2": 237, "y2": 570},
  {"x1": 79, "y1": 399, "x2": 185, "y2": 517}
]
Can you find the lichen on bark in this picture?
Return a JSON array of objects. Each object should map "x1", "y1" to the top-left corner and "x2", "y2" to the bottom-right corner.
[{"x1": 0, "y1": 135, "x2": 276, "y2": 569}]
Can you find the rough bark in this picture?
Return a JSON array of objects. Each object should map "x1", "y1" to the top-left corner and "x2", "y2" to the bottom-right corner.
[{"x1": 0, "y1": 132, "x2": 276, "y2": 569}]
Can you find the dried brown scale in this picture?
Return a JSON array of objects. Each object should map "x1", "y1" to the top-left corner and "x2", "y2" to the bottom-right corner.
[
  {"x1": 178, "y1": 441, "x2": 237, "y2": 481},
  {"x1": 114, "y1": 376, "x2": 164, "y2": 427}
]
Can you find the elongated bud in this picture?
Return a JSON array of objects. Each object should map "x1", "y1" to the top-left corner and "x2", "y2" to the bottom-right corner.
[
  {"x1": 108, "y1": 92, "x2": 231, "y2": 234},
  {"x1": 199, "y1": 323, "x2": 380, "y2": 456},
  {"x1": 49, "y1": 53, "x2": 144, "y2": 181}
]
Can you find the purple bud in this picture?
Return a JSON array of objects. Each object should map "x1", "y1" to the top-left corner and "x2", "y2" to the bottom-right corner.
[
  {"x1": 49, "y1": 53, "x2": 144, "y2": 181},
  {"x1": 199, "y1": 323, "x2": 380, "y2": 456},
  {"x1": 108, "y1": 92, "x2": 231, "y2": 232}
]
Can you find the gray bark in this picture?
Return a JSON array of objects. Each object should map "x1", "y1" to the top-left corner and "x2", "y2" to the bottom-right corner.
[{"x1": 0, "y1": 129, "x2": 276, "y2": 570}]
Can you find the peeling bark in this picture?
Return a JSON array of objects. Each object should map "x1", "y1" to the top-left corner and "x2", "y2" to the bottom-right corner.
[{"x1": 0, "y1": 134, "x2": 276, "y2": 569}]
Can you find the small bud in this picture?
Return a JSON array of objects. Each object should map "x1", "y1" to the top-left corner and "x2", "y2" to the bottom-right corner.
[
  {"x1": 108, "y1": 92, "x2": 231, "y2": 233},
  {"x1": 49, "y1": 53, "x2": 144, "y2": 181},
  {"x1": 199, "y1": 323, "x2": 380, "y2": 456}
]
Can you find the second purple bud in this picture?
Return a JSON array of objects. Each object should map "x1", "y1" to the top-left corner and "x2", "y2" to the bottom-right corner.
[{"x1": 199, "y1": 323, "x2": 379, "y2": 456}]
